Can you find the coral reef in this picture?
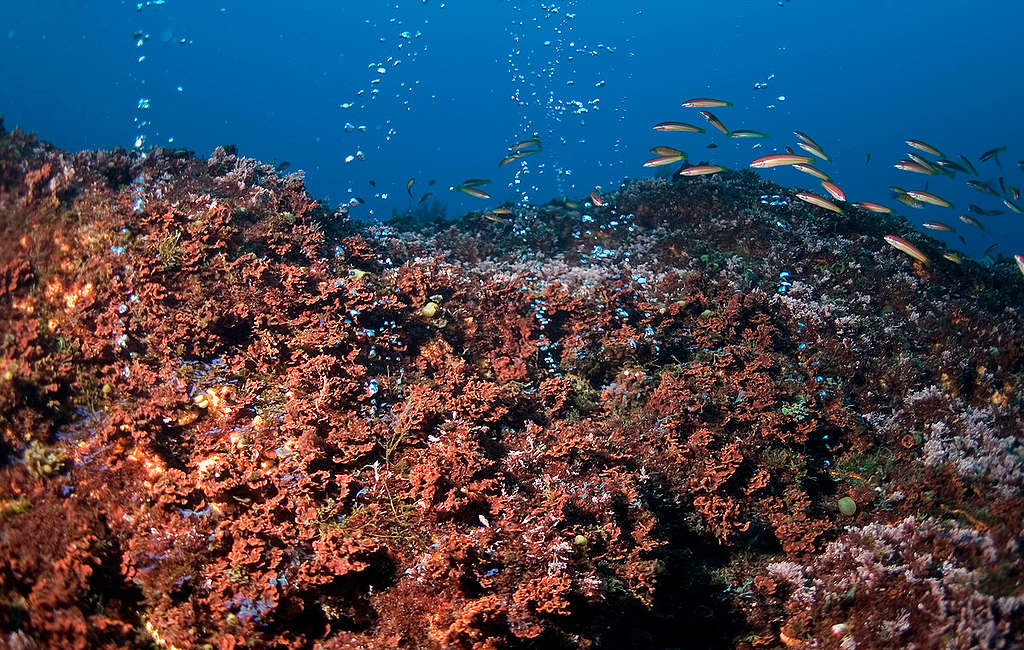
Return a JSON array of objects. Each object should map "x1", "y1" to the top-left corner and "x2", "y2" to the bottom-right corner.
[{"x1": 0, "y1": 122, "x2": 1021, "y2": 648}]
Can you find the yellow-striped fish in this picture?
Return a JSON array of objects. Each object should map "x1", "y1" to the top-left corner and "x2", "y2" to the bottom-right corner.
[
  {"x1": 456, "y1": 185, "x2": 491, "y2": 199},
  {"x1": 699, "y1": 111, "x2": 730, "y2": 135},
  {"x1": 895, "y1": 161, "x2": 937, "y2": 175},
  {"x1": 797, "y1": 141, "x2": 831, "y2": 163},
  {"x1": 958, "y1": 214, "x2": 984, "y2": 230},
  {"x1": 643, "y1": 154, "x2": 685, "y2": 167},
  {"x1": 853, "y1": 201, "x2": 891, "y2": 214},
  {"x1": 650, "y1": 146, "x2": 684, "y2": 157},
  {"x1": 749, "y1": 154, "x2": 813, "y2": 168},
  {"x1": 796, "y1": 191, "x2": 843, "y2": 214},
  {"x1": 944, "y1": 252, "x2": 963, "y2": 264},
  {"x1": 792, "y1": 164, "x2": 832, "y2": 181},
  {"x1": 906, "y1": 140, "x2": 944, "y2": 157},
  {"x1": 884, "y1": 235, "x2": 930, "y2": 265},
  {"x1": 906, "y1": 190, "x2": 952, "y2": 208},
  {"x1": 681, "y1": 98, "x2": 732, "y2": 108},
  {"x1": 653, "y1": 121, "x2": 705, "y2": 133},
  {"x1": 678, "y1": 165, "x2": 725, "y2": 176},
  {"x1": 820, "y1": 181, "x2": 846, "y2": 202},
  {"x1": 729, "y1": 130, "x2": 770, "y2": 139}
]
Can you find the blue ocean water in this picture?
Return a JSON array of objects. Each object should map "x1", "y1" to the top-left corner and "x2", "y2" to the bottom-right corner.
[{"x1": 3, "y1": 0, "x2": 1022, "y2": 259}]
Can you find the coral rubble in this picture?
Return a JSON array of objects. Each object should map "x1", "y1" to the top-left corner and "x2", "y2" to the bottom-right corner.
[{"x1": 1, "y1": 123, "x2": 1021, "y2": 648}]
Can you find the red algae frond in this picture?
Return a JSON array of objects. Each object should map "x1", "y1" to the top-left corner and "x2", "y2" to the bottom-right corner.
[{"x1": 0, "y1": 128, "x2": 1022, "y2": 649}]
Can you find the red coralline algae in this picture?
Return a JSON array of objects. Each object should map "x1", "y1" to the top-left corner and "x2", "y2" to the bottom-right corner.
[{"x1": 0, "y1": 124, "x2": 1021, "y2": 649}]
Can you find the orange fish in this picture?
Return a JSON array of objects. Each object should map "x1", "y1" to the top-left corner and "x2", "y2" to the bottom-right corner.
[
  {"x1": 820, "y1": 181, "x2": 846, "y2": 202},
  {"x1": 590, "y1": 191, "x2": 605, "y2": 206}
]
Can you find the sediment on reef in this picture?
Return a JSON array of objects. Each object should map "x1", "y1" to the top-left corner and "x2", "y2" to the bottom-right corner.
[{"x1": 1, "y1": 124, "x2": 1021, "y2": 649}]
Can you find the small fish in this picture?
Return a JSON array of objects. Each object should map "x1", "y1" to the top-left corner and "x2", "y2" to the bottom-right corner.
[
  {"x1": 944, "y1": 252, "x2": 963, "y2": 264},
  {"x1": 985, "y1": 242, "x2": 1000, "y2": 257},
  {"x1": 906, "y1": 140, "x2": 944, "y2": 157},
  {"x1": 650, "y1": 146, "x2": 685, "y2": 157},
  {"x1": 1018, "y1": 160, "x2": 1024, "y2": 172},
  {"x1": 418, "y1": 192, "x2": 433, "y2": 204},
  {"x1": 706, "y1": 143, "x2": 718, "y2": 149},
  {"x1": 979, "y1": 146, "x2": 1007, "y2": 164},
  {"x1": 729, "y1": 130, "x2": 770, "y2": 139},
  {"x1": 866, "y1": 152, "x2": 872, "y2": 165},
  {"x1": 820, "y1": 181, "x2": 846, "y2": 201},
  {"x1": 893, "y1": 191, "x2": 925, "y2": 209},
  {"x1": 462, "y1": 178, "x2": 492, "y2": 187},
  {"x1": 999, "y1": 177, "x2": 1008, "y2": 195},
  {"x1": 590, "y1": 191, "x2": 605, "y2": 206},
  {"x1": 484, "y1": 213, "x2": 508, "y2": 223},
  {"x1": 678, "y1": 165, "x2": 725, "y2": 176},
  {"x1": 796, "y1": 141, "x2": 831, "y2": 163},
  {"x1": 456, "y1": 185, "x2": 491, "y2": 199},
  {"x1": 513, "y1": 138, "x2": 542, "y2": 151},
  {"x1": 499, "y1": 149, "x2": 540, "y2": 167},
  {"x1": 922, "y1": 221, "x2": 954, "y2": 232},
  {"x1": 653, "y1": 121, "x2": 705, "y2": 133},
  {"x1": 853, "y1": 201, "x2": 891, "y2": 214},
  {"x1": 369, "y1": 179, "x2": 377, "y2": 187},
  {"x1": 566, "y1": 200, "x2": 579, "y2": 209},
  {"x1": 796, "y1": 191, "x2": 843, "y2": 214},
  {"x1": 681, "y1": 98, "x2": 732, "y2": 108},
  {"x1": 1004, "y1": 198, "x2": 1024, "y2": 214},
  {"x1": 275, "y1": 161, "x2": 291, "y2": 172},
  {"x1": 407, "y1": 177, "x2": 415, "y2": 196},
  {"x1": 492, "y1": 207, "x2": 513, "y2": 216},
  {"x1": 906, "y1": 153, "x2": 940, "y2": 174},
  {"x1": 958, "y1": 214, "x2": 985, "y2": 230},
  {"x1": 960, "y1": 154, "x2": 978, "y2": 176},
  {"x1": 792, "y1": 164, "x2": 832, "y2": 181},
  {"x1": 1011, "y1": 186, "x2": 1021, "y2": 200},
  {"x1": 1016, "y1": 254, "x2": 1024, "y2": 277},
  {"x1": 969, "y1": 204, "x2": 1003, "y2": 217},
  {"x1": 967, "y1": 180, "x2": 999, "y2": 195},
  {"x1": 884, "y1": 235, "x2": 930, "y2": 265},
  {"x1": 643, "y1": 154, "x2": 686, "y2": 167},
  {"x1": 428, "y1": 179, "x2": 436, "y2": 186},
  {"x1": 895, "y1": 161, "x2": 936, "y2": 175},
  {"x1": 749, "y1": 154, "x2": 813, "y2": 168},
  {"x1": 934, "y1": 159, "x2": 969, "y2": 175},
  {"x1": 906, "y1": 190, "x2": 952, "y2": 208},
  {"x1": 699, "y1": 110, "x2": 730, "y2": 135},
  {"x1": 793, "y1": 131, "x2": 823, "y2": 150}
]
